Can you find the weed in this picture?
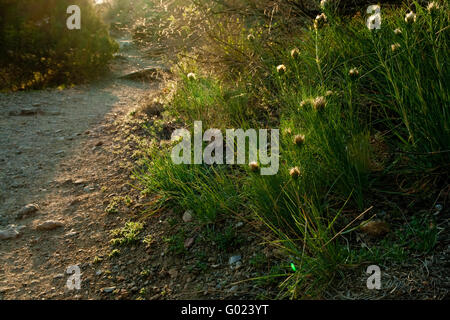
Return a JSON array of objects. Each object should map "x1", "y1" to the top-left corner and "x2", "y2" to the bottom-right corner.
[
  {"x1": 110, "y1": 222, "x2": 144, "y2": 246},
  {"x1": 109, "y1": 249, "x2": 120, "y2": 258}
]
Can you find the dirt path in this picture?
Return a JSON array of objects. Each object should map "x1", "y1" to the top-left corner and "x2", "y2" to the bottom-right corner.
[{"x1": 0, "y1": 36, "x2": 163, "y2": 299}]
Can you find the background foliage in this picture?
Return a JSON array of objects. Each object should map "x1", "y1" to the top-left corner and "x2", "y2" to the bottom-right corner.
[{"x1": 0, "y1": 0, "x2": 118, "y2": 90}]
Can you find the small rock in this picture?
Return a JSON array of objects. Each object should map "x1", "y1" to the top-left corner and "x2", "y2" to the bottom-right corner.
[
  {"x1": 184, "y1": 237, "x2": 195, "y2": 249},
  {"x1": 150, "y1": 293, "x2": 161, "y2": 300},
  {"x1": 65, "y1": 230, "x2": 78, "y2": 238},
  {"x1": 12, "y1": 108, "x2": 40, "y2": 116},
  {"x1": 102, "y1": 287, "x2": 116, "y2": 293},
  {"x1": 29, "y1": 236, "x2": 41, "y2": 245},
  {"x1": 36, "y1": 220, "x2": 64, "y2": 231},
  {"x1": 0, "y1": 226, "x2": 21, "y2": 240},
  {"x1": 95, "y1": 270, "x2": 103, "y2": 276},
  {"x1": 360, "y1": 220, "x2": 390, "y2": 237},
  {"x1": 229, "y1": 285, "x2": 238, "y2": 293},
  {"x1": 182, "y1": 210, "x2": 193, "y2": 223},
  {"x1": 229, "y1": 255, "x2": 242, "y2": 265},
  {"x1": 16, "y1": 203, "x2": 39, "y2": 220},
  {"x1": 168, "y1": 268, "x2": 178, "y2": 279},
  {"x1": 83, "y1": 186, "x2": 95, "y2": 192},
  {"x1": 73, "y1": 179, "x2": 86, "y2": 185},
  {"x1": 47, "y1": 111, "x2": 61, "y2": 116},
  {"x1": 69, "y1": 199, "x2": 80, "y2": 206},
  {"x1": 235, "y1": 221, "x2": 244, "y2": 228}
]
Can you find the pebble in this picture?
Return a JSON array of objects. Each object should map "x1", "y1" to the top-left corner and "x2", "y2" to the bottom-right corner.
[
  {"x1": 235, "y1": 222, "x2": 244, "y2": 228},
  {"x1": 360, "y1": 220, "x2": 390, "y2": 237},
  {"x1": 83, "y1": 186, "x2": 95, "y2": 192},
  {"x1": 36, "y1": 220, "x2": 64, "y2": 231},
  {"x1": 16, "y1": 108, "x2": 39, "y2": 116},
  {"x1": 434, "y1": 204, "x2": 443, "y2": 215},
  {"x1": 102, "y1": 287, "x2": 116, "y2": 293},
  {"x1": 73, "y1": 179, "x2": 86, "y2": 185},
  {"x1": 65, "y1": 230, "x2": 78, "y2": 238},
  {"x1": 0, "y1": 226, "x2": 21, "y2": 240},
  {"x1": 229, "y1": 255, "x2": 241, "y2": 265},
  {"x1": 182, "y1": 210, "x2": 193, "y2": 223},
  {"x1": 16, "y1": 203, "x2": 39, "y2": 220},
  {"x1": 229, "y1": 285, "x2": 238, "y2": 293},
  {"x1": 168, "y1": 268, "x2": 178, "y2": 278},
  {"x1": 150, "y1": 293, "x2": 161, "y2": 300},
  {"x1": 184, "y1": 237, "x2": 195, "y2": 249}
]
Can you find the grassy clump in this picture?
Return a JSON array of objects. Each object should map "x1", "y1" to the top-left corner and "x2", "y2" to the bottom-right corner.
[
  {"x1": 135, "y1": 146, "x2": 245, "y2": 223},
  {"x1": 135, "y1": 0, "x2": 449, "y2": 298}
]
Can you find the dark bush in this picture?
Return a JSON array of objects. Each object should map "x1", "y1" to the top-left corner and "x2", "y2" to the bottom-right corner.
[{"x1": 0, "y1": 0, "x2": 118, "y2": 90}]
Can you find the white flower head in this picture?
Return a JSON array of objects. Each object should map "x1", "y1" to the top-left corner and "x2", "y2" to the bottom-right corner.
[
  {"x1": 320, "y1": 0, "x2": 328, "y2": 9},
  {"x1": 291, "y1": 48, "x2": 300, "y2": 59},
  {"x1": 249, "y1": 161, "x2": 259, "y2": 172},
  {"x1": 299, "y1": 100, "x2": 309, "y2": 108},
  {"x1": 314, "y1": 13, "x2": 327, "y2": 29},
  {"x1": 289, "y1": 167, "x2": 301, "y2": 178},
  {"x1": 427, "y1": 2, "x2": 440, "y2": 12},
  {"x1": 394, "y1": 28, "x2": 402, "y2": 35},
  {"x1": 187, "y1": 73, "x2": 196, "y2": 80},
  {"x1": 277, "y1": 64, "x2": 287, "y2": 74},
  {"x1": 391, "y1": 43, "x2": 401, "y2": 52},
  {"x1": 294, "y1": 134, "x2": 306, "y2": 145},
  {"x1": 405, "y1": 11, "x2": 416, "y2": 24},
  {"x1": 313, "y1": 96, "x2": 326, "y2": 110},
  {"x1": 349, "y1": 67, "x2": 360, "y2": 78}
]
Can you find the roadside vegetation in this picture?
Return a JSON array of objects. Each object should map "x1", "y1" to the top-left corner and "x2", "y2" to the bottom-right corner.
[
  {"x1": 119, "y1": 0, "x2": 449, "y2": 299},
  {"x1": 0, "y1": 0, "x2": 445, "y2": 300}
]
